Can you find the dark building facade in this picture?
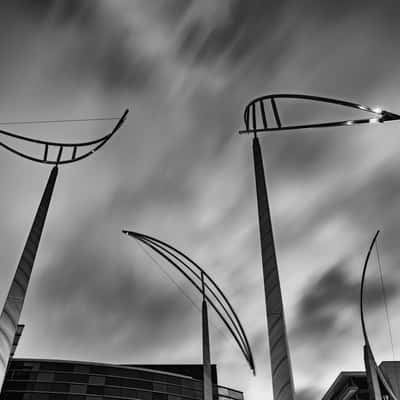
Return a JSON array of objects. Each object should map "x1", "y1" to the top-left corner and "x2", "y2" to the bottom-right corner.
[
  {"x1": 0, "y1": 359, "x2": 243, "y2": 400},
  {"x1": 322, "y1": 362, "x2": 400, "y2": 400}
]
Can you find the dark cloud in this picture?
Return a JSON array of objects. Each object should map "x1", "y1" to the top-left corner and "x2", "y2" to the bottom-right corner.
[
  {"x1": 0, "y1": 0, "x2": 157, "y2": 94},
  {"x1": 292, "y1": 260, "x2": 397, "y2": 344},
  {"x1": 2, "y1": 1, "x2": 400, "y2": 400},
  {"x1": 30, "y1": 216, "x2": 201, "y2": 362}
]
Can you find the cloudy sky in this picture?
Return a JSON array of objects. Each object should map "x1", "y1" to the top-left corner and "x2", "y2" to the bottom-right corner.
[{"x1": 1, "y1": 1, "x2": 400, "y2": 400}]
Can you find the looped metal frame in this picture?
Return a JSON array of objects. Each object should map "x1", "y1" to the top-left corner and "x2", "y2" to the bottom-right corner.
[
  {"x1": 123, "y1": 230, "x2": 256, "y2": 374},
  {"x1": 361, "y1": 230, "x2": 399, "y2": 400},
  {"x1": 239, "y1": 94, "x2": 400, "y2": 135},
  {"x1": 0, "y1": 109, "x2": 128, "y2": 164}
]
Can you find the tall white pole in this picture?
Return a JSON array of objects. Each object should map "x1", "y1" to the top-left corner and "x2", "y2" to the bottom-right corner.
[
  {"x1": 252, "y1": 136, "x2": 295, "y2": 400},
  {"x1": 0, "y1": 166, "x2": 58, "y2": 391}
]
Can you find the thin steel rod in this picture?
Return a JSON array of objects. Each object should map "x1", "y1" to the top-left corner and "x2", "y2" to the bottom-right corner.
[
  {"x1": 260, "y1": 101, "x2": 268, "y2": 129},
  {"x1": 271, "y1": 98, "x2": 281, "y2": 128}
]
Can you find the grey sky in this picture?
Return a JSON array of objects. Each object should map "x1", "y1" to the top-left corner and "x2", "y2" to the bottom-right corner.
[{"x1": 1, "y1": 1, "x2": 400, "y2": 400}]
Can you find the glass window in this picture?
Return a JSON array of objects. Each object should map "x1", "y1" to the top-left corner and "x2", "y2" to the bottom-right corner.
[
  {"x1": 88, "y1": 376, "x2": 105, "y2": 386},
  {"x1": 166, "y1": 377, "x2": 181, "y2": 386},
  {"x1": 38, "y1": 372, "x2": 54, "y2": 382},
  {"x1": 86, "y1": 396, "x2": 101, "y2": 400},
  {"x1": 192, "y1": 390, "x2": 201, "y2": 400},
  {"x1": 71, "y1": 384, "x2": 87, "y2": 394},
  {"x1": 153, "y1": 394, "x2": 167, "y2": 400},
  {"x1": 23, "y1": 394, "x2": 32, "y2": 400},
  {"x1": 72, "y1": 375, "x2": 89, "y2": 384},
  {"x1": 51, "y1": 383, "x2": 70, "y2": 392},
  {"x1": 53, "y1": 395, "x2": 68, "y2": 400},
  {"x1": 4, "y1": 393, "x2": 24, "y2": 400},
  {"x1": 74, "y1": 366, "x2": 90, "y2": 374},
  {"x1": 24, "y1": 363, "x2": 40, "y2": 371},
  {"x1": 31, "y1": 394, "x2": 49, "y2": 400},
  {"x1": 191, "y1": 382, "x2": 201, "y2": 392},
  {"x1": 54, "y1": 373, "x2": 88, "y2": 384},
  {"x1": 58, "y1": 364, "x2": 74, "y2": 372},
  {"x1": 89, "y1": 366, "x2": 107, "y2": 375},
  {"x1": 129, "y1": 380, "x2": 152, "y2": 390},
  {"x1": 105, "y1": 377, "x2": 121, "y2": 387},
  {"x1": 13, "y1": 371, "x2": 32, "y2": 380},
  {"x1": 39, "y1": 363, "x2": 58, "y2": 371},
  {"x1": 168, "y1": 396, "x2": 180, "y2": 400},
  {"x1": 87, "y1": 386, "x2": 104, "y2": 395},
  {"x1": 137, "y1": 391, "x2": 152, "y2": 400},
  {"x1": 104, "y1": 387, "x2": 120, "y2": 397},
  {"x1": 118, "y1": 369, "x2": 139, "y2": 379},
  {"x1": 153, "y1": 383, "x2": 166, "y2": 392},
  {"x1": 67, "y1": 396, "x2": 85, "y2": 400},
  {"x1": 182, "y1": 388, "x2": 195, "y2": 398},
  {"x1": 228, "y1": 390, "x2": 243, "y2": 400},
  {"x1": 55, "y1": 373, "x2": 74, "y2": 382},
  {"x1": 136, "y1": 371, "x2": 153, "y2": 381},
  {"x1": 13, "y1": 362, "x2": 26, "y2": 370},
  {"x1": 182, "y1": 381, "x2": 195, "y2": 389},
  {"x1": 121, "y1": 388, "x2": 137, "y2": 398},
  {"x1": 5, "y1": 381, "x2": 28, "y2": 391},
  {"x1": 167, "y1": 386, "x2": 182, "y2": 395},
  {"x1": 152, "y1": 374, "x2": 167, "y2": 383},
  {"x1": 34, "y1": 382, "x2": 52, "y2": 391}
]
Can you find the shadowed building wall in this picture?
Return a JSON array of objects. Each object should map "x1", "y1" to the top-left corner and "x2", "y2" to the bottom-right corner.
[
  {"x1": 322, "y1": 362, "x2": 400, "y2": 400},
  {"x1": 0, "y1": 359, "x2": 243, "y2": 400}
]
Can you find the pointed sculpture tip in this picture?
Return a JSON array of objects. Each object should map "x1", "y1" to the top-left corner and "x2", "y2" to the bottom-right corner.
[{"x1": 122, "y1": 230, "x2": 141, "y2": 238}]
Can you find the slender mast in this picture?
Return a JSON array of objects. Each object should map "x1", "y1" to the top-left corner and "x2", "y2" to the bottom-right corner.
[
  {"x1": 252, "y1": 135, "x2": 295, "y2": 400},
  {"x1": 0, "y1": 166, "x2": 58, "y2": 390},
  {"x1": 202, "y1": 272, "x2": 213, "y2": 400}
]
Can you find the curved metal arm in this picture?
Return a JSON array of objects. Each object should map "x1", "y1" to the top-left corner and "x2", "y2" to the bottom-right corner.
[
  {"x1": 360, "y1": 230, "x2": 399, "y2": 400},
  {"x1": 123, "y1": 230, "x2": 256, "y2": 374},
  {"x1": 0, "y1": 109, "x2": 129, "y2": 164},
  {"x1": 137, "y1": 234, "x2": 251, "y2": 358},
  {"x1": 239, "y1": 94, "x2": 400, "y2": 134}
]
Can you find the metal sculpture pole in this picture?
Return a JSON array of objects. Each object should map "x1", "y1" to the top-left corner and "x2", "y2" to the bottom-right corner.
[
  {"x1": 123, "y1": 231, "x2": 256, "y2": 395},
  {"x1": 360, "y1": 231, "x2": 399, "y2": 400},
  {"x1": 0, "y1": 110, "x2": 128, "y2": 391},
  {"x1": 0, "y1": 166, "x2": 57, "y2": 386},
  {"x1": 240, "y1": 94, "x2": 400, "y2": 400},
  {"x1": 201, "y1": 272, "x2": 213, "y2": 400},
  {"x1": 253, "y1": 135, "x2": 295, "y2": 400}
]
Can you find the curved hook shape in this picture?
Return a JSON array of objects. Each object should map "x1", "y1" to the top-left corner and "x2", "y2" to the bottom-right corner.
[
  {"x1": 360, "y1": 230, "x2": 399, "y2": 400},
  {"x1": 239, "y1": 94, "x2": 400, "y2": 134},
  {"x1": 0, "y1": 109, "x2": 129, "y2": 165},
  {"x1": 123, "y1": 230, "x2": 256, "y2": 374}
]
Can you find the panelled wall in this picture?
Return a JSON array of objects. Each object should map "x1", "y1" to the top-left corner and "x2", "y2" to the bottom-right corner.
[{"x1": 0, "y1": 360, "x2": 243, "y2": 400}]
